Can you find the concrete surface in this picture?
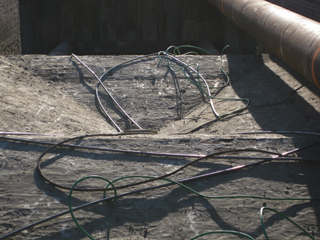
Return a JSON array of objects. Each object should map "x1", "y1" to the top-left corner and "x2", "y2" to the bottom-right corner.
[{"x1": 0, "y1": 53, "x2": 319, "y2": 239}]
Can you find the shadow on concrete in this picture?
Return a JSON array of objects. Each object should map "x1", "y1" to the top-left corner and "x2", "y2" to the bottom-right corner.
[
  {"x1": 226, "y1": 53, "x2": 320, "y2": 233},
  {"x1": 31, "y1": 159, "x2": 320, "y2": 240},
  {"x1": 1, "y1": 136, "x2": 319, "y2": 239}
]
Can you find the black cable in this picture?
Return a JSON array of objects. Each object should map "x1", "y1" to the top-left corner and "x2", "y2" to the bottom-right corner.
[
  {"x1": 1, "y1": 140, "x2": 319, "y2": 240},
  {"x1": 36, "y1": 133, "x2": 296, "y2": 192},
  {"x1": 187, "y1": 85, "x2": 305, "y2": 133},
  {"x1": 36, "y1": 134, "x2": 320, "y2": 191},
  {"x1": 4, "y1": 135, "x2": 320, "y2": 162},
  {"x1": 3, "y1": 135, "x2": 318, "y2": 162}
]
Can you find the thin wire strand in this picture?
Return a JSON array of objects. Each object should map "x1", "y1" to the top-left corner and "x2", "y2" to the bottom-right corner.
[{"x1": 2, "y1": 139, "x2": 319, "y2": 239}]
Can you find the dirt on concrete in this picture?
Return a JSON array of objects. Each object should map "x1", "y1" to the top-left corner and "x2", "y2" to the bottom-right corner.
[{"x1": 0, "y1": 53, "x2": 320, "y2": 239}]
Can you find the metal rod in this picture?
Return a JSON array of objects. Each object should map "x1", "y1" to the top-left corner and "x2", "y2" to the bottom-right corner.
[
  {"x1": 0, "y1": 136, "x2": 318, "y2": 162},
  {"x1": 231, "y1": 130, "x2": 320, "y2": 137},
  {"x1": 1, "y1": 141, "x2": 319, "y2": 240},
  {"x1": 159, "y1": 51, "x2": 220, "y2": 117},
  {"x1": 71, "y1": 54, "x2": 143, "y2": 131}
]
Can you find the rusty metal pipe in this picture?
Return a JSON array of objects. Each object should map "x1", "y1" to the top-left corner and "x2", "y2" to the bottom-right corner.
[{"x1": 206, "y1": 0, "x2": 320, "y2": 88}]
